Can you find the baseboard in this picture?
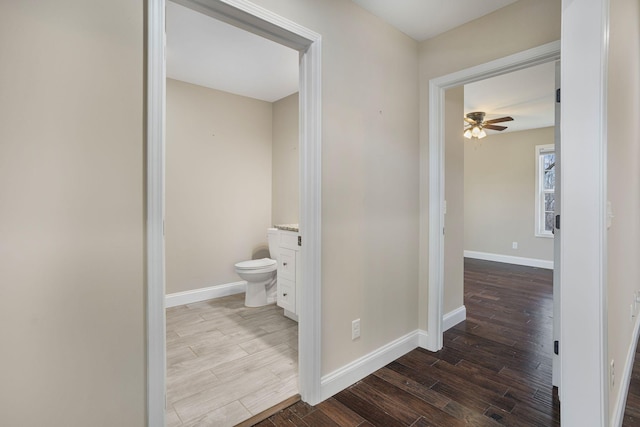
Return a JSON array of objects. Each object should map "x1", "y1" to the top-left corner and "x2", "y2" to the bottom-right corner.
[
  {"x1": 415, "y1": 309, "x2": 464, "y2": 352},
  {"x1": 611, "y1": 313, "x2": 640, "y2": 426},
  {"x1": 320, "y1": 330, "x2": 419, "y2": 401},
  {"x1": 443, "y1": 306, "x2": 466, "y2": 331},
  {"x1": 464, "y1": 250, "x2": 553, "y2": 270},
  {"x1": 418, "y1": 330, "x2": 429, "y2": 348},
  {"x1": 165, "y1": 281, "x2": 246, "y2": 308}
]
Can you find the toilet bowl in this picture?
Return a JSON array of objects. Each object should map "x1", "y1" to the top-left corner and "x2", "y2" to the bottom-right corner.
[
  {"x1": 235, "y1": 258, "x2": 277, "y2": 307},
  {"x1": 234, "y1": 228, "x2": 280, "y2": 307}
]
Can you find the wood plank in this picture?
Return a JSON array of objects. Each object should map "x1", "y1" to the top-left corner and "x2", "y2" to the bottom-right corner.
[
  {"x1": 315, "y1": 397, "x2": 366, "y2": 427},
  {"x1": 372, "y1": 366, "x2": 449, "y2": 408},
  {"x1": 236, "y1": 395, "x2": 302, "y2": 427},
  {"x1": 333, "y1": 389, "x2": 407, "y2": 427},
  {"x1": 357, "y1": 375, "x2": 466, "y2": 427}
]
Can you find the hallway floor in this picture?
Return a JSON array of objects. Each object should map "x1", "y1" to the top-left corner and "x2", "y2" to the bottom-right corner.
[
  {"x1": 256, "y1": 258, "x2": 560, "y2": 426},
  {"x1": 165, "y1": 294, "x2": 298, "y2": 426}
]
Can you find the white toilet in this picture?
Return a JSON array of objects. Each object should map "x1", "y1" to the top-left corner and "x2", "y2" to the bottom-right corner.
[{"x1": 234, "y1": 228, "x2": 279, "y2": 307}]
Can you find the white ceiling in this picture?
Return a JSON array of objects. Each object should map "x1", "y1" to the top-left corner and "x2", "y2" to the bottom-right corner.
[
  {"x1": 464, "y1": 61, "x2": 556, "y2": 134},
  {"x1": 351, "y1": 0, "x2": 520, "y2": 41},
  {"x1": 166, "y1": 1, "x2": 299, "y2": 102},
  {"x1": 166, "y1": 0, "x2": 554, "y2": 132}
]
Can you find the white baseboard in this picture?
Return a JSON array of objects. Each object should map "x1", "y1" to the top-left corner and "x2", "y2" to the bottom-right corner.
[
  {"x1": 611, "y1": 313, "x2": 640, "y2": 426},
  {"x1": 415, "y1": 309, "x2": 464, "y2": 352},
  {"x1": 320, "y1": 330, "x2": 419, "y2": 401},
  {"x1": 418, "y1": 330, "x2": 429, "y2": 348},
  {"x1": 464, "y1": 250, "x2": 553, "y2": 270},
  {"x1": 443, "y1": 306, "x2": 466, "y2": 331},
  {"x1": 284, "y1": 309, "x2": 298, "y2": 322},
  {"x1": 165, "y1": 281, "x2": 246, "y2": 308}
]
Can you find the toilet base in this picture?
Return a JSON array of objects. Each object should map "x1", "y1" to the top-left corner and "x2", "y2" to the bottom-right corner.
[
  {"x1": 245, "y1": 282, "x2": 267, "y2": 307},
  {"x1": 244, "y1": 278, "x2": 276, "y2": 307}
]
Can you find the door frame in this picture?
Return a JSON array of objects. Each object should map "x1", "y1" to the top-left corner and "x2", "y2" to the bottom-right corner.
[
  {"x1": 425, "y1": 0, "x2": 611, "y2": 418},
  {"x1": 559, "y1": 0, "x2": 609, "y2": 424},
  {"x1": 424, "y1": 40, "x2": 561, "y2": 352},
  {"x1": 552, "y1": 60, "x2": 561, "y2": 392},
  {"x1": 146, "y1": 1, "x2": 323, "y2": 425}
]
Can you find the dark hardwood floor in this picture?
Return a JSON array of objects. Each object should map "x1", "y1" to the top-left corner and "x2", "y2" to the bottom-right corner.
[
  {"x1": 252, "y1": 258, "x2": 560, "y2": 426},
  {"x1": 623, "y1": 333, "x2": 640, "y2": 426}
]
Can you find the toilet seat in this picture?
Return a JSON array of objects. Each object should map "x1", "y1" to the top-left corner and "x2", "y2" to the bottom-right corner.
[{"x1": 234, "y1": 258, "x2": 277, "y2": 273}]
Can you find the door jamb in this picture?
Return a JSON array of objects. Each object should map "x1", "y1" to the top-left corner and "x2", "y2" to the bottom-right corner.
[{"x1": 146, "y1": 1, "x2": 323, "y2": 425}]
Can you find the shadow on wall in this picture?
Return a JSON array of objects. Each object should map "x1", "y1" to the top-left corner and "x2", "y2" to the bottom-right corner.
[{"x1": 253, "y1": 245, "x2": 270, "y2": 259}]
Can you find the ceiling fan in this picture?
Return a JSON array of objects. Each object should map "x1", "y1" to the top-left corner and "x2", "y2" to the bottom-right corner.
[{"x1": 463, "y1": 111, "x2": 513, "y2": 139}]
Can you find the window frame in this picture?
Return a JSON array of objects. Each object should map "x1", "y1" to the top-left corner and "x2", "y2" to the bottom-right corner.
[{"x1": 535, "y1": 144, "x2": 556, "y2": 238}]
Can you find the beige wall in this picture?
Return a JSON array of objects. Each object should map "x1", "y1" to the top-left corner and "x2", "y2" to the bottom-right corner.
[
  {"x1": 607, "y1": 0, "x2": 640, "y2": 418},
  {"x1": 0, "y1": 0, "x2": 572, "y2": 422},
  {"x1": 444, "y1": 87, "x2": 465, "y2": 314},
  {"x1": 166, "y1": 79, "x2": 273, "y2": 294},
  {"x1": 250, "y1": 0, "x2": 420, "y2": 374},
  {"x1": 464, "y1": 127, "x2": 555, "y2": 262},
  {"x1": 272, "y1": 92, "x2": 299, "y2": 225},
  {"x1": 418, "y1": 0, "x2": 561, "y2": 327},
  {"x1": 0, "y1": 1, "x2": 145, "y2": 426}
]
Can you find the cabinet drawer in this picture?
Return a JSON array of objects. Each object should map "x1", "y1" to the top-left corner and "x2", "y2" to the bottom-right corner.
[
  {"x1": 277, "y1": 277, "x2": 296, "y2": 313},
  {"x1": 278, "y1": 248, "x2": 296, "y2": 280},
  {"x1": 279, "y1": 231, "x2": 299, "y2": 250}
]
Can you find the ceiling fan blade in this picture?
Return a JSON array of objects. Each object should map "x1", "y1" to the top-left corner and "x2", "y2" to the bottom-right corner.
[
  {"x1": 464, "y1": 117, "x2": 477, "y2": 125},
  {"x1": 484, "y1": 116, "x2": 514, "y2": 124},
  {"x1": 484, "y1": 124, "x2": 508, "y2": 131}
]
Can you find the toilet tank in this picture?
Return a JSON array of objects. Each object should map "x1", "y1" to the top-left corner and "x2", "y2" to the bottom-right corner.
[{"x1": 267, "y1": 228, "x2": 279, "y2": 261}]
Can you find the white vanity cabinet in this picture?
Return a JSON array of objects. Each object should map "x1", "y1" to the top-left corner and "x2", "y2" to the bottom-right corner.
[{"x1": 276, "y1": 229, "x2": 300, "y2": 321}]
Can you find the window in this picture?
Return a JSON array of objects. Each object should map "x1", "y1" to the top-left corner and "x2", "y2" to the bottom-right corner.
[{"x1": 535, "y1": 144, "x2": 555, "y2": 237}]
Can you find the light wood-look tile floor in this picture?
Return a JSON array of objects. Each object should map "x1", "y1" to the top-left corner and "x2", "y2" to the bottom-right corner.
[{"x1": 166, "y1": 294, "x2": 299, "y2": 427}]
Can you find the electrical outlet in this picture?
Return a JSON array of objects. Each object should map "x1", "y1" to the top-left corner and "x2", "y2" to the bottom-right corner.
[
  {"x1": 611, "y1": 360, "x2": 615, "y2": 388},
  {"x1": 512, "y1": 242, "x2": 518, "y2": 249},
  {"x1": 352, "y1": 319, "x2": 361, "y2": 340}
]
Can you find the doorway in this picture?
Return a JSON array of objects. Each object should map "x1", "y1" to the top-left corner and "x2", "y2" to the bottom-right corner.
[
  {"x1": 146, "y1": 0, "x2": 322, "y2": 425},
  {"x1": 163, "y1": 6, "x2": 301, "y2": 423},
  {"x1": 424, "y1": 41, "x2": 561, "y2": 355},
  {"x1": 450, "y1": 58, "x2": 560, "y2": 382},
  {"x1": 429, "y1": 48, "x2": 562, "y2": 422}
]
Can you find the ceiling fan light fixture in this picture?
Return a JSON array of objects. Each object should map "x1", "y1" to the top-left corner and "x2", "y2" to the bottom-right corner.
[{"x1": 463, "y1": 111, "x2": 514, "y2": 140}]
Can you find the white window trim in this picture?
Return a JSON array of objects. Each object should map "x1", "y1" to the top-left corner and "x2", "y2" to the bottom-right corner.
[{"x1": 535, "y1": 144, "x2": 555, "y2": 238}]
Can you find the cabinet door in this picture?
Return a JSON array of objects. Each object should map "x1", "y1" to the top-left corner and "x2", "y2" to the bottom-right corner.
[
  {"x1": 278, "y1": 248, "x2": 296, "y2": 281},
  {"x1": 277, "y1": 277, "x2": 296, "y2": 312}
]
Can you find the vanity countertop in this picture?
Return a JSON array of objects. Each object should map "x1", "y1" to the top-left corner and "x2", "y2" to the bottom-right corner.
[{"x1": 274, "y1": 224, "x2": 299, "y2": 232}]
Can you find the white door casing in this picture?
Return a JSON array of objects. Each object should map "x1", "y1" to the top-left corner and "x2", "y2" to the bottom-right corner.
[
  {"x1": 146, "y1": 1, "x2": 323, "y2": 426},
  {"x1": 426, "y1": 0, "x2": 611, "y2": 421},
  {"x1": 552, "y1": 60, "x2": 561, "y2": 393},
  {"x1": 559, "y1": 0, "x2": 609, "y2": 425},
  {"x1": 424, "y1": 40, "x2": 562, "y2": 352}
]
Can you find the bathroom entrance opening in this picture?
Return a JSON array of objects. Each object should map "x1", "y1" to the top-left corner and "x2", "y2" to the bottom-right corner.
[{"x1": 146, "y1": 1, "x2": 323, "y2": 425}]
